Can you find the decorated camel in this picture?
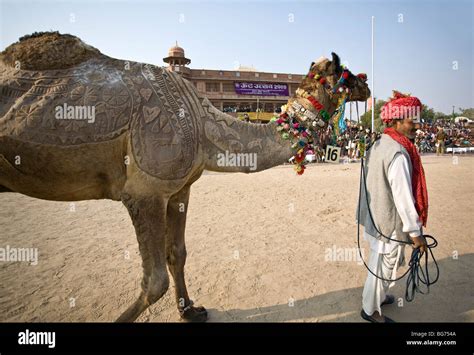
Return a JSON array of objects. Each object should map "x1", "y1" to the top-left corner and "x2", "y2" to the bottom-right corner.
[{"x1": 0, "y1": 32, "x2": 370, "y2": 322}]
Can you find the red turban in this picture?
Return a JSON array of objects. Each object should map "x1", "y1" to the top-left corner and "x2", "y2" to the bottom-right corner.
[{"x1": 381, "y1": 91, "x2": 422, "y2": 124}]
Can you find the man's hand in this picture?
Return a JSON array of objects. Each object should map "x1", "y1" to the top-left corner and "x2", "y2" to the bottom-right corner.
[{"x1": 410, "y1": 235, "x2": 427, "y2": 254}]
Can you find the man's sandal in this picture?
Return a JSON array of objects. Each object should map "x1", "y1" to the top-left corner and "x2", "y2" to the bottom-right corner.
[{"x1": 360, "y1": 309, "x2": 395, "y2": 323}]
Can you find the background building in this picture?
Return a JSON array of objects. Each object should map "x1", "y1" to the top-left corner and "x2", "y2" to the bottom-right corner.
[{"x1": 163, "y1": 43, "x2": 305, "y2": 122}]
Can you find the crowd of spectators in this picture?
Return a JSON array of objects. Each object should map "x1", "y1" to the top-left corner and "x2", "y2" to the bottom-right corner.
[
  {"x1": 317, "y1": 118, "x2": 473, "y2": 162},
  {"x1": 414, "y1": 120, "x2": 472, "y2": 155},
  {"x1": 223, "y1": 106, "x2": 268, "y2": 113}
]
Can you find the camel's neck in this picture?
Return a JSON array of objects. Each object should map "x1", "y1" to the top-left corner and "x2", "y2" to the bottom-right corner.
[{"x1": 201, "y1": 98, "x2": 293, "y2": 173}]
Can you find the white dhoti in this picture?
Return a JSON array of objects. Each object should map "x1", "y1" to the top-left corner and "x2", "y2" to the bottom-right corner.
[{"x1": 362, "y1": 230, "x2": 405, "y2": 316}]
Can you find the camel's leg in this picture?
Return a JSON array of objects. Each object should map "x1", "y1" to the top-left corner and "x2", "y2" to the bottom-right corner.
[
  {"x1": 166, "y1": 186, "x2": 208, "y2": 322},
  {"x1": 116, "y1": 193, "x2": 170, "y2": 322}
]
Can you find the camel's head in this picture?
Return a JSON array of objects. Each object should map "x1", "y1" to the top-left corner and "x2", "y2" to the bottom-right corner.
[
  {"x1": 305, "y1": 52, "x2": 371, "y2": 103},
  {"x1": 284, "y1": 53, "x2": 370, "y2": 133}
]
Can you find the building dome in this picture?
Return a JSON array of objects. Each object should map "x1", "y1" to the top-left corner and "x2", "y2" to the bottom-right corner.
[
  {"x1": 168, "y1": 45, "x2": 185, "y2": 58},
  {"x1": 163, "y1": 41, "x2": 191, "y2": 66}
]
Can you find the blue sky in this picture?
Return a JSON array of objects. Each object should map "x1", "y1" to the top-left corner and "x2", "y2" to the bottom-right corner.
[{"x1": 0, "y1": 0, "x2": 472, "y2": 114}]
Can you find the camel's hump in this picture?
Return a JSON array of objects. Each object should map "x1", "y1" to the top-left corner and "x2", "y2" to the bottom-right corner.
[{"x1": 0, "y1": 31, "x2": 104, "y2": 71}]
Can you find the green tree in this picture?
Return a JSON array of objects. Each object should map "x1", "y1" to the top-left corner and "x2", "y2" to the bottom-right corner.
[
  {"x1": 434, "y1": 111, "x2": 449, "y2": 121},
  {"x1": 421, "y1": 105, "x2": 435, "y2": 123},
  {"x1": 459, "y1": 108, "x2": 474, "y2": 119},
  {"x1": 360, "y1": 99, "x2": 386, "y2": 132}
]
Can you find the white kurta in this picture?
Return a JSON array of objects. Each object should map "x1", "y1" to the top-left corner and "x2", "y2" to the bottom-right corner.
[{"x1": 362, "y1": 153, "x2": 422, "y2": 316}]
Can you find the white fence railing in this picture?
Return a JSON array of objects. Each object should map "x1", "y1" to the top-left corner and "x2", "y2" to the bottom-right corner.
[{"x1": 446, "y1": 147, "x2": 474, "y2": 154}]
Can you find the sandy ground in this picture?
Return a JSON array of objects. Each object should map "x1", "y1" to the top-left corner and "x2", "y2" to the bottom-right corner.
[{"x1": 0, "y1": 154, "x2": 473, "y2": 322}]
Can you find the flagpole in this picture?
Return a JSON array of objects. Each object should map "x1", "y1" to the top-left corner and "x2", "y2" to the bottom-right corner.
[{"x1": 371, "y1": 16, "x2": 375, "y2": 132}]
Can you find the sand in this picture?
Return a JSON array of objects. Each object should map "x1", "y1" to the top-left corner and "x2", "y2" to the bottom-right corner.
[{"x1": 0, "y1": 154, "x2": 473, "y2": 322}]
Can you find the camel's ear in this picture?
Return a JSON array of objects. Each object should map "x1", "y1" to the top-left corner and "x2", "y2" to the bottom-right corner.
[
  {"x1": 330, "y1": 52, "x2": 342, "y2": 75},
  {"x1": 308, "y1": 61, "x2": 315, "y2": 72}
]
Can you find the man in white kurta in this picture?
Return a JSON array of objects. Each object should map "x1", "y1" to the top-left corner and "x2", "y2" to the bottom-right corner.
[
  {"x1": 361, "y1": 152, "x2": 422, "y2": 321},
  {"x1": 358, "y1": 92, "x2": 429, "y2": 323}
]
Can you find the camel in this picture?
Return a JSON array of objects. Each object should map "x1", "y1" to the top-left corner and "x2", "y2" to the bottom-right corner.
[{"x1": 0, "y1": 32, "x2": 370, "y2": 322}]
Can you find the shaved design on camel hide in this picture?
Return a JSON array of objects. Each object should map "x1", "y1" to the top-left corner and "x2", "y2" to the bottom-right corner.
[
  {"x1": 201, "y1": 98, "x2": 265, "y2": 154},
  {"x1": 0, "y1": 59, "x2": 137, "y2": 144},
  {"x1": 0, "y1": 58, "x2": 203, "y2": 179},
  {"x1": 130, "y1": 64, "x2": 200, "y2": 179}
]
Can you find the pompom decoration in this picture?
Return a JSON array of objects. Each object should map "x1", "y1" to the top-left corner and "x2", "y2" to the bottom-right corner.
[
  {"x1": 308, "y1": 72, "x2": 315, "y2": 79},
  {"x1": 307, "y1": 96, "x2": 323, "y2": 110},
  {"x1": 319, "y1": 77, "x2": 326, "y2": 85},
  {"x1": 273, "y1": 107, "x2": 315, "y2": 176},
  {"x1": 342, "y1": 71, "x2": 350, "y2": 79},
  {"x1": 321, "y1": 110, "x2": 330, "y2": 121},
  {"x1": 296, "y1": 165, "x2": 306, "y2": 175},
  {"x1": 357, "y1": 73, "x2": 367, "y2": 81},
  {"x1": 295, "y1": 153, "x2": 304, "y2": 163}
]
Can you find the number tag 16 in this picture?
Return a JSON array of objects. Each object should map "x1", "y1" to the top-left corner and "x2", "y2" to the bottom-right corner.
[{"x1": 325, "y1": 145, "x2": 341, "y2": 164}]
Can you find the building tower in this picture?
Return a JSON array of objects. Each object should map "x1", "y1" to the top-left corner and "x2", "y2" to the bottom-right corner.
[{"x1": 163, "y1": 41, "x2": 191, "y2": 78}]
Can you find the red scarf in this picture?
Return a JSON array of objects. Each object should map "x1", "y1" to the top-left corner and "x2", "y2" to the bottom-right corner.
[{"x1": 384, "y1": 127, "x2": 429, "y2": 227}]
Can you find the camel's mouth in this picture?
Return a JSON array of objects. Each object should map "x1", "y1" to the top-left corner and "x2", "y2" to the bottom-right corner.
[{"x1": 345, "y1": 71, "x2": 371, "y2": 102}]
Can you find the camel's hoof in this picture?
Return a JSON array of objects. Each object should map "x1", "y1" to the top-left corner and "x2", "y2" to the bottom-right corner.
[{"x1": 180, "y1": 305, "x2": 208, "y2": 322}]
